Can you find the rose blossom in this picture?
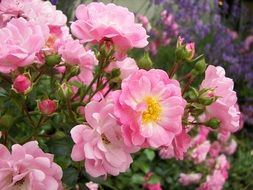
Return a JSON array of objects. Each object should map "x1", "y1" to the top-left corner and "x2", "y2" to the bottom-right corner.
[
  {"x1": 70, "y1": 99, "x2": 133, "y2": 177},
  {"x1": 201, "y1": 65, "x2": 240, "y2": 133},
  {"x1": 85, "y1": 181, "x2": 99, "y2": 190},
  {"x1": 71, "y1": 2, "x2": 148, "y2": 53},
  {"x1": 113, "y1": 69, "x2": 186, "y2": 148},
  {"x1": 179, "y1": 173, "x2": 202, "y2": 186},
  {"x1": 0, "y1": 17, "x2": 47, "y2": 73},
  {"x1": 59, "y1": 39, "x2": 98, "y2": 85},
  {"x1": 197, "y1": 170, "x2": 226, "y2": 190},
  {"x1": 0, "y1": 141, "x2": 63, "y2": 190}
]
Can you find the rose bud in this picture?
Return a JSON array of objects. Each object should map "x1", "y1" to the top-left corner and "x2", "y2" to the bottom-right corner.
[
  {"x1": 12, "y1": 74, "x2": 32, "y2": 94},
  {"x1": 185, "y1": 42, "x2": 195, "y2": 60},
  {"x1": 38, "y1": 99, "x2": 58, "y2": 115}
]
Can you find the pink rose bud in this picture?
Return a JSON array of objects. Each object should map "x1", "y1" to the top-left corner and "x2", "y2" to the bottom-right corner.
[
  {"x1": 185, "y1": 42, "x2": 195, "y2": 60},
  {"x1": 12, "y1": 74, "x2": 32, "y2": 94},
  {"x1": 38, "y1": 99, "x2": 58, "y2": 115},
  {"x1": 176, "y1": 36, "x2": 184, "y2": 48}
]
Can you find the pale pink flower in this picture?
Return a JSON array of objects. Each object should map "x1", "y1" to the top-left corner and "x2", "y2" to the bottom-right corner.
[
  {"x1": 0, "y1": 141, "x2": 63, "y2": 190},
  {"x1": 0, "y1": 17, "x2": 47, "y2": 73},
  {"x1": 70, "y1": 99, "x2": 133, "y2": 177},
  {"x1": 179, "y1": 173, "x2": 202, "y2": 186},
  {"x1": 201, "y1": 65, "x2": 240, "y2": 133},
  {"x1": 106, "y1": 57, "x2": 139, "y2": 80},
  {"x1": 59, "y1": 39, "x2": 98, "y2": 85},
  {"x1": 38, "y1": 99, "x2": 58, "y2": 115},
  {"x1": 0, "y1": 0, "x2": 66, "y2": 29},
  {"x1": 197, "y1": 170, "x2": 226, "y2": 190},
  {"x1": 22, "y1": 0, "x2": 67, "y2": 27},
  {"x1": 191, "y1": 140, "x2": 211, "y2": 164},
  {"x1": 85, "y1": 181, "x2": 99, "y2": 190},
  {"x1": 209, "y1": 141, "x2": 221, "y2": 158},
  {"x1": 223, "y1": 138, "x2": 237, "y2": 155},
  {"x1": 146, "y1": 183, "x2": 163, "y2": 190},
  {"x1": 0, "y1": 0, "x2": 30, "y2": 27},
  {"x1": 113, "y1": 69, "x2": 186, "y2": 148},
  {"x1": 12, "y1": 74, "x2": 32, "y2": 94},
  {"x1": 215, "y1": 154, "x2": 230, "y2": 179},
  {"x1": 71, "y1": 2, "x2": 148, "y2": 53},
  {"x1": 159, "y1": 145, "x2": 174, "y2": 159}
]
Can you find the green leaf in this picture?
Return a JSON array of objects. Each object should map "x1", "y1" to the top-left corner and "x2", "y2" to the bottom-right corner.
[{"x1": 144, "y1": 149, "x2": 155, "y2": 161}]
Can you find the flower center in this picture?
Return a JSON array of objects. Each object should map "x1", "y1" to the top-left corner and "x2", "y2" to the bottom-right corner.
[{"x1": 142, "y1": 97, "x2": 161, "y2": 124}]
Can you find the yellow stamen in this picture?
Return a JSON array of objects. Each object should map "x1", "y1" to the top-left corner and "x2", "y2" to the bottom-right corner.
[{"x1": 142, "y1": 97, "x2": 161, "y2": 124}]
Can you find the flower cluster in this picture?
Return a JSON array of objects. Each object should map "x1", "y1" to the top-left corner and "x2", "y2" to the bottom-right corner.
[{"x1": 0, "y1": 0, "x2": 242, "y2": 189}]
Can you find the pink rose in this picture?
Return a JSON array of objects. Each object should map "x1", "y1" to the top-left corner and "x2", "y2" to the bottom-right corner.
[
  {"x1": 71, "y1": 2, "x2": 148, "y2": 53},
  {"x1": 0, "y1": 141, "x2": 63, "y2": 190},
  {"x1": 201, "y1": 65, "x2": 240, "y2": 133},
  {"x1": 71, "y1": 99, "x2": 133, "y2": 177},
  {"x1": 85, "y1": 181, "x2": 99, "y2": 190},
  {"x1": 179, "y1": 173, "x2": 202, "y2": 186},
  {"x1": 197, "y1": 170, "x2": 226, "y2": 190},
  {"x1": 113, "y1": 69, "x2": 186, "y2": 148},
  {"x1": 0, "y1": 17, "x2": 47, "y2": 73}
]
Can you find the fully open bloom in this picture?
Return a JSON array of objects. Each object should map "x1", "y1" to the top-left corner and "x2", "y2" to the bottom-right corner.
[
  {"x1": 0, "y1": 141, "x2": 63, "y2": 190},
  {"x1": 201, "y1": 65, "x2": 240, "y2": 133},
  {"x1": 0, "y1": 17, "x2": 47, "y2": 73},
  {"x1": 113, "y1": 69, "x2": 186, "y2": 148},
  {"x1": 71, "y1": 99, "x2": 133, "y2": 177},
  {"x1": 71, "y1": 2, "x2": 148, "y2": 53}
]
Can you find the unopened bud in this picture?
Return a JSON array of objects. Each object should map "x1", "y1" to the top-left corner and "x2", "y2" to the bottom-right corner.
[
  {"x1": 57, "y1": 83, "x2": 73, "y2": 99},
  {"x1": 38, "y1": 99, "x2": 58, "y2": 115},
  {"x1": 68, "y1": 65, "x2": 80, "y2": 79},
  {"x1": 205, "y1": 118, "x2": 220, "y2": 129},
  {"x1": 138, "y1": 52, "x2": 153, "y2": 70},
  {"x1": 45, "y1": 54, "x2": 61, "y2": 67},
  {"x1": 176, "y1": 36, "x2": 195, "y2": 61},
  {"x1": 0, "y1": 114, "x2": 13, "y2": 129},
  {"x1": 12, "y1": 74, "x2": 32, "y2": 94},
  {"x1": 185, "y1": 43, "x2": 195, "y2": 60},
  {"x1": 199, "y1": 89, "x2": 217, "y2": 106},
  {"x1": 191, "y1": 58, "x2": 207, "y2": 77}
]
